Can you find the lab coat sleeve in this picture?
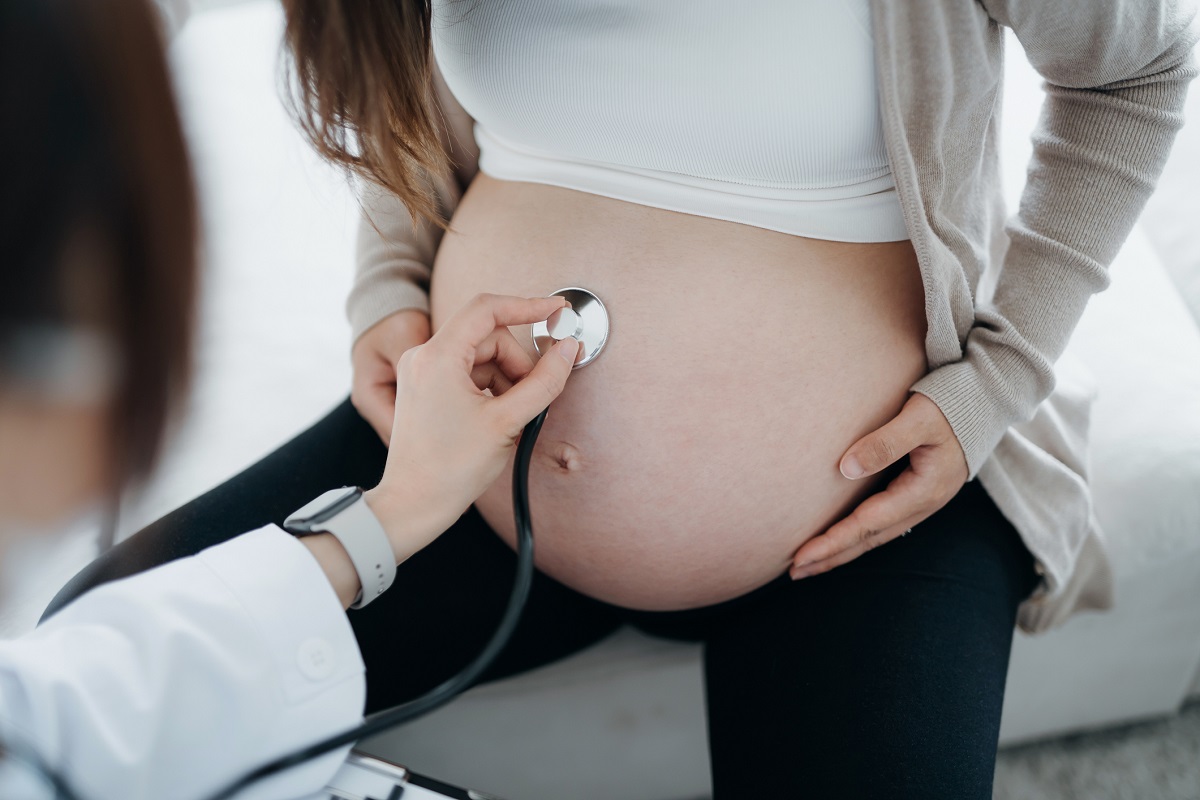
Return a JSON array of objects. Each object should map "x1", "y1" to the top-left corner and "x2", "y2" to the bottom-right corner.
[{"x1": 0, "y1": 524, "x2": 366, "y2": 800}]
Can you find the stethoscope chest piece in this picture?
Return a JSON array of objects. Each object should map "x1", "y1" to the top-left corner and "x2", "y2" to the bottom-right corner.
[{"x1": 532, "y1": 287, "x2": 609, "y2": 368}]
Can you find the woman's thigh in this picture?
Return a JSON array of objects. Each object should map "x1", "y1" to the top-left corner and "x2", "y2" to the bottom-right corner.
[
  {"x1": 42, "y1": 397, "x2": 624, "y2": 714},
  {"x1": 701, "y1": 478, "x2": 1041, "y2": 799}
]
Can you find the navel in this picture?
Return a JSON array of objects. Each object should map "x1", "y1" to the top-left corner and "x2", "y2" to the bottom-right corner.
[{"x1": 541, "y1": 440, "x2": 584, "y2": 473}]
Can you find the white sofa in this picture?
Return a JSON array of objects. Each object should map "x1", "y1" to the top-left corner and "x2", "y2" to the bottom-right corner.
[{"x1": 7, "y1": 4, "x2": 1197, "y2": 799}]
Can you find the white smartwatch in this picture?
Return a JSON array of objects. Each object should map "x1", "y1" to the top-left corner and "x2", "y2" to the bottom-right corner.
[{"x1": 284, "y1": 486, "x2": 396, "y2": 609}]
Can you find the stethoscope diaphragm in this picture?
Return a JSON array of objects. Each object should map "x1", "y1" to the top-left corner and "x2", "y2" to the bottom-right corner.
[{"x1": 532, "y1": 286, "x2": 609, "y2": 368}]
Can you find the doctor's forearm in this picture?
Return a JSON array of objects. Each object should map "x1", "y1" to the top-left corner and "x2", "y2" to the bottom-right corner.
[
  {"x1": 301, "y1": 533, "x2": 361, "y2": 610},
  {"x1": 300, "y1": 485, "x2": 448, "y2": 610}
]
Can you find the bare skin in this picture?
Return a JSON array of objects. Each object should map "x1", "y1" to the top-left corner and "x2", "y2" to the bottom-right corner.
[{"x1": 357, "y1": 172, "x2": 933, "y2": 610}]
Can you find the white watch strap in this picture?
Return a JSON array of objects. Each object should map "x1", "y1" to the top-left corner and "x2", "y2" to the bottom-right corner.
[{"x1": 323, "y1": 495, "x2": 397, "y2": 609}]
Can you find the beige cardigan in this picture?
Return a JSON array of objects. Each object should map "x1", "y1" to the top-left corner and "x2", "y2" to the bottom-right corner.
[{"x1": 347, "y1": 0, "x2": 1200, "y2": 635}]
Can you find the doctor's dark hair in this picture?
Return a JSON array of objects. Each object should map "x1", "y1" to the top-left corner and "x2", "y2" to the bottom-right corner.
[
  {"x1": 0, "y1": 0, "x2": 199, "y2": 485},
  {"x1": 281, "y1": 0, "x2": 454, "y2": 232}
]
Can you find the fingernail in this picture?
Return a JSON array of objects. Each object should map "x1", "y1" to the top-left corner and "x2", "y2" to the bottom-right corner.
[
  {"x1": 558, "y1": 337, "x2": 579, "y2": 362},
  {"x1": 841, "y1": 454, "x2": 865, "y2": 479},
  {"x1": 790, "y1": 567, "x2": 810, "y2": 580}
]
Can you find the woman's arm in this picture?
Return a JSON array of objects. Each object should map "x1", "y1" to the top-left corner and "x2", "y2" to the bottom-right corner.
[
  {"x1": 347, "y1": 53, "x2": 481, "y2": 442},
  {"x1": 348, "y1": 50, "x2": 479, "y2": 340},
  {"x1": 909, "y1": 0, "x2": 1199, "y2": 481}
]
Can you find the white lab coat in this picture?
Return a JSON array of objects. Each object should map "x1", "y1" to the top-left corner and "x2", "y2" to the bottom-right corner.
[{"x1": 0, "y1": 525, "x2": 366, "y2": 800}]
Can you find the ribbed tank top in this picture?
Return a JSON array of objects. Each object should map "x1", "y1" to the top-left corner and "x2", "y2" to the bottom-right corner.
[{"x1": 430, "y1": 0, "x2": 909, "y2": 243}]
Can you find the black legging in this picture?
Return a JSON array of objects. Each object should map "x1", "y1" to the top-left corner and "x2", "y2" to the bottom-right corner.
[{"x1": 43, "y1": 397, "x2": 1040, "y2": 799}]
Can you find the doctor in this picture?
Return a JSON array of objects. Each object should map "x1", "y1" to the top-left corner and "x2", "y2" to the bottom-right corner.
[{"x1": 0, "y1": 0, "x2": 582, "y2": 798}]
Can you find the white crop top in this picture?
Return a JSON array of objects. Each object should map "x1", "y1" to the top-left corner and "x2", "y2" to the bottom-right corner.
[{"x1": 430, "y1": 0, "x2": 909, "y2": 243}]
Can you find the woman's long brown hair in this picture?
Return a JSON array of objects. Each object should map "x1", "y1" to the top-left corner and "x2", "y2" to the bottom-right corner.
[{"x1": 281, "y1": 0, "x2": 455, "y2": 232}]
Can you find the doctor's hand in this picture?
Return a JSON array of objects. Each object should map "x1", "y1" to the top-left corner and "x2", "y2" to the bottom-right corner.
[
  {"x1": 788, "y1": 391, "x2": 969, "y2": 580},
  {"x1": 364, "y1": 293, "x2": 581, "y2": 563}
]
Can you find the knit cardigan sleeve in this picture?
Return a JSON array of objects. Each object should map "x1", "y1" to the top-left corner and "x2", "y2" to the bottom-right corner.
[
  {"x1": 908, "y1": 0, "x2": 1199, "y2": 482},
  {"x1": 346, "y1": 53, "x2": 480, "y2": 345}
]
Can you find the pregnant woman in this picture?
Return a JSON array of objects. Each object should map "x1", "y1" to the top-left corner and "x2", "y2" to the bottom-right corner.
[{"x1": 46, "y1": 0, "x2": 1197, "y2": 796}]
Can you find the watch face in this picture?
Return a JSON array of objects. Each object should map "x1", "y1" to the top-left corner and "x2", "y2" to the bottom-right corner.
[{"x1": 284, "y1": 486, "x2": 362, "y2": 532}]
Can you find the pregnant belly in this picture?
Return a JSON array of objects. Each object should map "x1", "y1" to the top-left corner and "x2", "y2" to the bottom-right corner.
[{"x1": 429, "y1": 171, "x2": 929, "y2": 610}]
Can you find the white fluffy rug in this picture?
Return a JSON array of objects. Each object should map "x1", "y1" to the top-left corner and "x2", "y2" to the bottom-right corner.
[{"x1": 994, "y1": 699, "x2": 1200, "y2": 799}]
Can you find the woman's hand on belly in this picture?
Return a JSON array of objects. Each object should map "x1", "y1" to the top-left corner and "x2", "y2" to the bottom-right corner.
[
  {"x1": 789, "y1": 391, "x2": 969, "y2": 580},
  {"x1": 352, "y1": 309, "x2": 433, "y2": 443}
]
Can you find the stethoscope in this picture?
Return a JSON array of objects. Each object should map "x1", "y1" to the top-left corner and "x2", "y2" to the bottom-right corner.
[
  {"x1": 11, "y1": 288, "x2": 611, "y2": 800},
  {"x1": 530, "y1": 286, "x2": 610, "y2": 368}
]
